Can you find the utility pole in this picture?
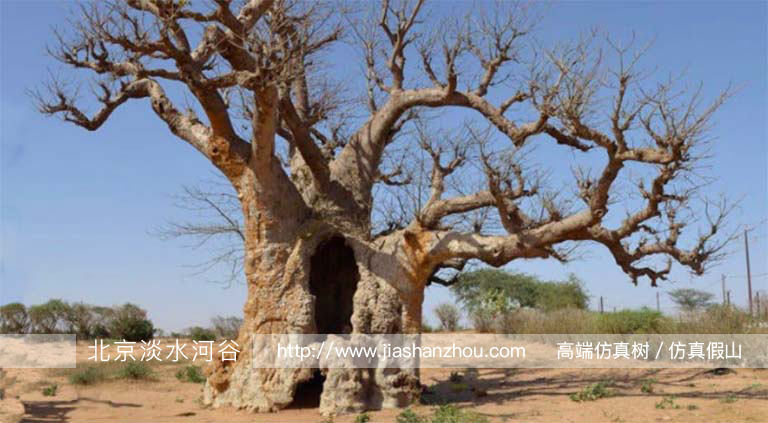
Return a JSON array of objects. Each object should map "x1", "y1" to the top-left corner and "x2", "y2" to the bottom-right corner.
[
  {"x1": 656, "y1": 291, "x2": 660, "y2": 312},
  {"x1": 727, "y1": 290, "x2": 731, "y2": 307},
  {"x1": 757, "y1": 292, "x2": 761, "y2": 318},
  {"x1": 721, "y1": 274, "x2": 727, "y2": 305},
  {"x1": 600, "y1": 296, "x2": 604, "y2": 314},
  {"x1": 745, "y1": 230, "x2": 754, "y2": 315}
]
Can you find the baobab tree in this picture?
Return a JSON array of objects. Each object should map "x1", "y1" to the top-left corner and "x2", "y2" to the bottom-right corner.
[{"x1": 36, "y1": 0, "x2": 735, "y2": 414}]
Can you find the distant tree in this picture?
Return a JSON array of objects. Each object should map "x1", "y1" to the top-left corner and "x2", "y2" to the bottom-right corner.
[
  {"x1": 453, "y1": 269, "x2": 589, "y2": 314},
  {"x1": 188, "y1": 326, "x2": 217, "y2": 341},
  {"x1": 109, "y1": 303, "x2": 154, "y2": 341},
  {"x1": 89, "y1": 306, "x2": 114, "y2": 338},
  {"x1": 62, "y1": 302, "x2": 96, "y2": 339},
  {"x1": 535, "y1": 275, "x2": 590, "y2": 311},
  {"x1": 668, "y1": 288, "x2": 714, "y2": 312},
  {"x1": 211, "y1": 316, "x2": 243, "y2": 339},
  {"x1": 433, "y1": 303, "x2": 461, "y2": 332},
  {"x1": 452, "y1": 269, "x2": 539, "y2": 314},
  {"x1": 27, "y1": 299, "x2": 69, "y2": 333},
  {"x1": 0, "y1": 303, "x2": 29, "y2": 334}
]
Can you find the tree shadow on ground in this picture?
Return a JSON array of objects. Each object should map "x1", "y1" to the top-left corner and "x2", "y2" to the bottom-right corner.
[
  {"x1": 21, "y1": 397, "x2": 141, "y2": 422},
  {"x1": 420, "y1": 368, "x2": 768, "y2": 412}
]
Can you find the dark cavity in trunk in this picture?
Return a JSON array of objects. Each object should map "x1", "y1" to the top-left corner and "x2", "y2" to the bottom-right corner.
[{"x1": 309, "y1": 236, "x2": 359, "y2": 335}]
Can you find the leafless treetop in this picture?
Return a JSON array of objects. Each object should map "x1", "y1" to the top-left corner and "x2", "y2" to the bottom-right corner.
[{"x1": 36, "y1": 0, "x2": 737, "y2": 287}]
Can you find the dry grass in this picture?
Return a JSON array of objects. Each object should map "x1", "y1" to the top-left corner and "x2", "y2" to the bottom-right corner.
[{"x1": 473, "y1": 305, "x2": 767, "y2": 335}]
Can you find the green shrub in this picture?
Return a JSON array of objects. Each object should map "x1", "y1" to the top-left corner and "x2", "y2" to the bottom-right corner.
[
  {"x1": 116, "y1": 362, "x2": 153, "y2": 380},
  {"x1": 355, "y1": 413, "x2": 371, "y2": 423},
  {"x1": 594, "y1": 308, "x2": 672, "y2": 334},
  {"x1": 397, "y1": 409, "x2": 427, "y2": 423},
  {"x1": 187, "y1": 326, "x2": 216, "y2": 341},
  {"x1": 536, "y1": 275, "x2": 590, "y2": 311},
  {"x1": 453, "y1": 270, "x2": 589, "y2": 315},
  {"x1": 109, "y1": 304, "x2": 154, "y2": 342},
  {"x1": 640, "y1": 379, "x2": 656, "y2": 394},
  {"x1": 90, "y1": 323, "x2": 111, "y2": 338},
  {"x1": 28, "y1": 299, "x2": 68, "y2": 333},
  {"x1": 175, "y1": 365, "x2": 206, "y2": 383},
  {"x1": 0, "y1": 303, "x2": 28, "y2": 333},
  {"x1": 431, "y1": 405, "x2": 488, "y2": 423},
  {"x1": 569, "y1": 381, "x2": 614, "y2": 402},
  {"x1": 41, "y1": 384, "x2": 58, "y2": 397},
  {"x1": 655, "y1": 396, "x2": 680, "y2": 409},
  {"x1": 69, "y1": 367, "x2": 105, "y2": 385},
  {"x1": 62, "y1": 302, "x2": 95, "y2": 339}
]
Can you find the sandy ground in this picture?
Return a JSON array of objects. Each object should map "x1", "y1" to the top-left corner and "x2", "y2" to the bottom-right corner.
[{"x1": 3, "y1": 340, "x2": 767, "y2": 423}]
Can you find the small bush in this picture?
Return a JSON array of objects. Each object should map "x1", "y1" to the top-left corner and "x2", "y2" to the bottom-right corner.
[
  {"x1": 569, "y1": 381, "x2": 614, "y2": 402},
  {"x1": 116, "y1": 362, "x2": 153, "y2": 380},
  {"x1": 175, "y1": 365, "x2": 206, "y2": 384},
  {"x1": 655, "y1": 396, "x2": 680, "y2": 409},
  {"x1": 433, "y1": 304, "x2": 461, "y2": 332},
  {"x1": 90, "y1": 323, "x2": 111, "y2": 339},
  {"x1": 188, "y1": 326, "x2": 216, "y2": 341},
  {"x1": 640, "y1": 379, "x2": 656, "y2": 394},
  {"x1": 431, "y1": 405, "x2": 489, "y2": 423},
  {"x1": 453, "y1": 269, "x2": 589, "y2": 314},
  {"x1": 28, "y1": 300, "x2": 68, "y2": 333},
  {"x1": 397, "y1": 409, "x2": 427, "y2": 423},
  {"x1": 536, "y1": 276, "x2": 589, "y2": 311},
  {"x1": 69, "y1": 367, "x2": 105, "y2": 385},
  {"x1": 41, "y1": 384, "x2": 58, "y2": 397},
  {"x1": 470, "y1": 309, "x2": 496, "y2": 333},
  {"x1": 720, "y1": 395, "x2": 737, "y2": 404},
  {"x1": 594, "y1": 308, "x2": 672, "y2": 334},
  {"x1": 109, "y1": 304, "x2": 154, "y2": 342},
  {"x1": 355, "y1": 413, "x2": 371, "y2": 423},
  {"x1": 0, "y1": 302, "x2": 28, "y2": 334}
]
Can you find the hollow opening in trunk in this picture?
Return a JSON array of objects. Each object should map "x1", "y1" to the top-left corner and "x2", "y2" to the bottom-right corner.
[{"x1": 309, "y1": 235, "x2": 359, "y2": 334}]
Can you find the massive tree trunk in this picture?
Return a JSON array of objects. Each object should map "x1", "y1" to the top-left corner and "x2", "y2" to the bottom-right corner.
[{"x1": 201, "y1": 167, "x2": 423, "y2": 414}]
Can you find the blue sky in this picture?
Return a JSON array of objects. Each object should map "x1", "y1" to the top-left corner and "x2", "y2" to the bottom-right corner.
[{"x1": 1, "y1": 1, "x2": 766, "y2": 331}]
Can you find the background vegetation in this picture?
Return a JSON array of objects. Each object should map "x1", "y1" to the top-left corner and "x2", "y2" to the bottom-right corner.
[
  {"x1": 3, "y1": 269, "x2": 764, "y2": 338},
  {"x1": 437, "y1": 269, "x2": 767, "y2": 334},
  {"x1": 0, "y1": 300, "x2": 242, "y2": 341}
]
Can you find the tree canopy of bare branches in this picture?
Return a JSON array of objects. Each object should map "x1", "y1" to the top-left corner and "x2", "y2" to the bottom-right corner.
[{"x1": 35, "y1": 0, "x2": 738, "y2": 412}]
